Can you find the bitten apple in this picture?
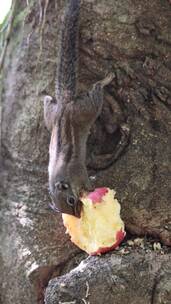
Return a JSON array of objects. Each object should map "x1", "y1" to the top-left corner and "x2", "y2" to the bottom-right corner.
[{"x1": 62, "y1": 187, "x2": 126, "y2": 255}]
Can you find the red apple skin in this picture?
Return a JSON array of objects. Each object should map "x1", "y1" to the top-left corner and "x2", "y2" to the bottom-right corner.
[
  {"x1": 88, "y1": 188, "x2": 109, "y2": 203},
  {"x1": 90, "y1": 229, "x2": 126, "y2": 256}
]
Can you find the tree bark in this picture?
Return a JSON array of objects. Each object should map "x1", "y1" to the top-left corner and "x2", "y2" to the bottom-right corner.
[
  {"x1": 0, "y1": 0, "x2": 171, "y2": 303},
  {"x1": 45, "y1": 251, "x2": 171, "y2": 304}
]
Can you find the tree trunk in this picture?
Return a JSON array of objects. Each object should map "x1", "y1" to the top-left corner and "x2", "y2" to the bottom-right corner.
[{"x1": 0, "y1": 0, "x2": 171, "y2": 303}]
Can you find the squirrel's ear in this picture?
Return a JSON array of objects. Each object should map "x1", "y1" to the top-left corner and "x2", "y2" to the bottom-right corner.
[{"x1": 43, "y1": 95, "x2": 57, "y2": 131}]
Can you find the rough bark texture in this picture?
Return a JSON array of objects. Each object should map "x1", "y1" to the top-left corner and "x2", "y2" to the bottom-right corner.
[
  {"x1": 0, "y1": 0, "x2": 171, "y2": 303},
  {"x1": 45, "y1": 251, "x2": 171, "y2": 304}
]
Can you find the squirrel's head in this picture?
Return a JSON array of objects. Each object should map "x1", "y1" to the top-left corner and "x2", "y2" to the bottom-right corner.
[
  {"x1": 49, "y1": 179, "x2": 82, "y2": 218},
  {"x1": 48, "y1": 159, "x2": 92, "y2": 218}
]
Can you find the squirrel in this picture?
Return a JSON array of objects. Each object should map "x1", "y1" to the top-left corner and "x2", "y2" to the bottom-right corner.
[{"x1": 44, "y1": 0, "x2": 114, "y2": 217}]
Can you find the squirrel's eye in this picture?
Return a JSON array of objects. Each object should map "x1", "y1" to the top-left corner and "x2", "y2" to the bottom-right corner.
[{"x1": 67, "y1": 196, "x2": 76, "y2": 206}]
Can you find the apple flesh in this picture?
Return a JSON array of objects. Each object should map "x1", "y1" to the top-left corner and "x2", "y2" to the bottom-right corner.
[{"x1": 62, "y1": 187, "x2": 126, "y2": 255}]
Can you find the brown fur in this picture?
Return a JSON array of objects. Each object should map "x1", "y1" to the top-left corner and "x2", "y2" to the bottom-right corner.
[{"x1": 44, "y1": 0, "x2": 114, "y2": 216}]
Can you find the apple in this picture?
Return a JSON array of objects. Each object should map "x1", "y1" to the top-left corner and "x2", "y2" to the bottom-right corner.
[{"x1": 62, "y1": 187, "x2": 126, "y2": 255}]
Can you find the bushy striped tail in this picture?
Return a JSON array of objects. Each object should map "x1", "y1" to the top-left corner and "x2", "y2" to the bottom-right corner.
[{"x1": 55, "y1": 0, "x2": 81, "y2": 100}]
